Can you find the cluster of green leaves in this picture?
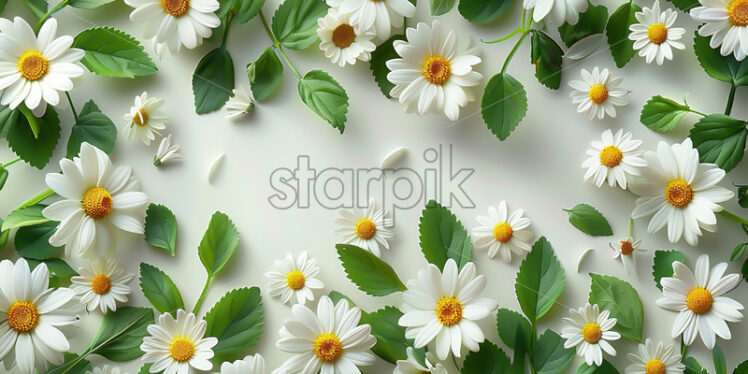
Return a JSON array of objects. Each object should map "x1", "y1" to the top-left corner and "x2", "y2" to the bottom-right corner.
[{"x1": 563, "y1": 203, "x2": 614, "y2": 236}]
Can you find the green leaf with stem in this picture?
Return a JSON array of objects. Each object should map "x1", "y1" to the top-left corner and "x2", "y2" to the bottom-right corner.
[
  {"x1": 139, "y1": 263, "x2": 184, "y2": 315},
  {"x1": 144, "y1": 203, "x2": 178, "y2": 256},
  {"x1": 336, "y1": 244, "x2": 406, "y2": 296},
  {"x1": 515, "y1": 237, "x2": 566, "y2": 323},
  {"x1": 204, "y1": 287, "x2": 264, "y2": 355}
]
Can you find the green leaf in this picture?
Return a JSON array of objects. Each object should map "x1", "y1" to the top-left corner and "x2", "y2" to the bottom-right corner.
[
  {"x1": 2, "y1": 204, "x2": 49, "y2": 231},
  {"x1": 193, "y1": 47, "x2": 235, "y2": 114},
  {"x1": 558, "y1": 2, "x2": 608, "y2": 47},
  {"x1": 689, "y1": 114, "x2": 747, "y2": 172},
  {"x1": 742, "y1": 259, "x2": 748, "y2": 284},
  {"x1": 563, "y1": 203, "x2": 613, "y2": 236},
  {"x1": 0, "y1": 0, "x2": 6, "y2": 12},
  {"x1": 738, "y1": 185, "x2": 748, "y2": 208},
  {"x1": 67, "y1": 100, "x2": 117, "y2": 158},
  {"x1": 47, "y1": 352, "x2": 91, "y2": 374},
  {"x1": 734, "y1": 360, "x2": 748, "y2": 374},
  {"x1": 370, "y1": 34, "x2": 404, "y2": 98},
  {"x1": 588, "y1": 273, "x2": 644, "y2": 342},
  {"x1": 198, "y1": 211, "x2": 240, "y2": 277},
  {"x1": 204, "y1": 287, "x2": 264, "y2": 354},
  {"x1": 20, "y1": 0, "x2": 47, "y2": 19},
  {"x1": 27, "y1": 257, "x2": 78, "y2": 288},
  {"x1": 515, "y1": 237, "x2": 566, "y2": 322},
  {"x1": 418, "y1": 200, "x2": 472, "y2": 271},
  {"x1": 496, "y1": 308, "x2": 531, "y2": 351},
  {"x1": 360, "y1": 306, "x2": 408, "y2": 363},
  {"x1": 139, "y1": 263, "x2": 184, "y2": 314},
  {"x1": 684, "y1": 357, "x2": 709, "y2": 374},
  {"x1": 247, "y1": 47, "x2": 283, "y2": 102},
  {"x1": 481, "y1": 73, "x2": 528, "y2": 141},
  {"x1": 430, "y1": 0, "x2": 456, "y2": 15},
  {"x1": 144, "y1": 203, "x2": 178, "y2": 256},
  {"x1": 530, "y1": 30, "x2": 564, "y2": 89},
  {"x1": 462, "y1": 340, "x2": 511, "y2": 373},
  {"x1": 458, "y1": 0, "x2": 514, "y2": 24},
  {"x1": 0, "y1": 227, "x2": 8, "y2": 249},
  {"x1": 533, "y1": 329, "x2": 575, "y2": 374},
  {"x1": 732, "y1": 243, "x2": 748, "y2": 262},
  {"x1": 0, "y1": 166, "x2": 7, "y2": 191},
  {"x1": 577, "y1": 360, "x2": 620, "y2": 374},
  {"x1": 217, "y1": 0, "x2": 265, "y2": 23},
  {"x1": 87, "y1": 306, "x2": 154, "y2": 361},
  {"x1": 652, "y1": 250, "x2": 685, "y2": 290},
  {"x1": 271, "y1": 0, "x2": 328, "y2": 50},
  {"x1": 666, "y1": 0, "x2": 699, "y2": 12},
  {"x1": 138, "y1": 364, "x2": 153, "y2": 374},
  {"x1": 6, "y1": 106, "x2": 60, "y2": 169},
  {"x1": 605, "y1": 2, "x2": 641, "y2": 68},
  {"x1": 15, "y1": 222, "x2": 61, "y2": 259},
  {"x1": 713, "y1": 344, "x2": 726, "y2": 374},
  {"x1": 73, "y1": 27, "x2": 157, "y2": 78},
  {"x1": 68, "y1": 0, "x2": 114, "y2": 9},
  {"x1": 694, "y1": 33, "x2": 748, "y2": 86},
  {"x1": 298, "y1": 70, "x2": 349, "y2": 133},
  {"x1": 336, "y1": 244, "x2": 406, "y2": 296},
  {"x1": 640, "y1": 95, "x2": 692, "y2": 133}
]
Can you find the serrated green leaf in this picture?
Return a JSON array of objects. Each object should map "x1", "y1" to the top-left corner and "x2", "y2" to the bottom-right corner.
[
  {"x1": 558, "y1": 2, "x2": 608, "y2": 47},
  {"x1": 73, "y1": 27, "x2": 157, "y2": 78},
  {"x1": 734, "y1": 360, "x2": 748, "y2": 374},
  {"x1": 563, "y1": 203, "x2": 613, "y2": 236},
  {"x1": 204, "y1": 287, "x2": 264, "y2": 354},
  {"x1": 458, "y1": 0, "x2": 514, "y2": 24},
  {"x1": 689, "y1": 114, "x2": 747, "y2": 172},
  {"x1": 27, "y1": 257, "x2": 77, "y2": 288},
  {"x1": 533, "y1": 329, "x2": 575, "y2": 374},
  {"x1": 87, "y1": 306, "x2": 154, "y2": 361},
  {"x1": 298, "y1": 70, "x2": 349, "y2": 133},
  {"x1": 418, "y1": 199, "x2": 472, "y2": 271},
  {"x1": 272, "y1": 0, "x2": 328, "y2": 49},
  {"x1": 589, "y1": 273, "x2": 644, "y2": 342},
  {"x1": 481, "y1": 72, "x2": 528, "y2": 141},
  {"x1": 531, "y1": 30, "x2": 564, "y2": 89},
  {"x1": 193, "y1": 47, "x2": 235, "y2": 114},
  {"x1": 217, "y1": 0, "x2": 265, "y2": 23},
  {"x1": 6, "y1": 106, "x2": 60, "y2": 169},
  {"x1": 67, "y1": 100, "x2": 117, "y2": 158},
  {"x1": 360, "y1": 306, "x2": 409, "y2": 363},
  {"x1": 15, "y1": 222, "x2": 61, "y2": 259},
  {"x1": 370, "y1": 34, "x2": 404, "y2": 98},
  {"x1": 68, "y1": 0, "x2": 114, "y2": 9},
  {"x1": 605, "y1": 2, "x2": 641, "y2": 68},
  {"x1": 2, "y1": 204, "x2": 49, "y2": 231},
  {"x1": 462, "y1": 340, "x2": 511, "y2": 373},
  {"x1": 430, "y1": 0, "x2": 456, "y2": 15},
  {"x1": 144, "y1": 203, "x2": 178, "y2": 256},
  {"x1": 198, "y1": 211, "x2": 240, "y2": 277},
  {"x1": 139, "y1": 263, "x2": 184, "y2": 314},
  {"x1": 685, "y1": 356, "x2": 709, "y2": 374},
  {"x1": 577, "y1": 360, "x2": 620, "y2": 374},
  {"x1": 652, "y1": 250, "x2": 685, "y2": 290},
  {"x1": 47, "y1": 352, "x2": 91, "y2": 374},
  {"x1": 336, "y1": 244, "x2": 406, "y2": 296},
  {"x1": 515, "y1": 237, "x2": 566, "y2": 322},
  {"x1": 694, "y1": 33, "x2": 748, "y2": 86},
  {"x1": 496, "y1": 308, "x2": 531, "y2": 350},
  {"x1": 732, "y1": 243, "x2": 748, "y2": 262},
  {"x1": 247, "y1": 47, "x2": 283, "y2": 101},
  {"x1": 640, "y1": 95, "x2": 692, "y2": 133}
]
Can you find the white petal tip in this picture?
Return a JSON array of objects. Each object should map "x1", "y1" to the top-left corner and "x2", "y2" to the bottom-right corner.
[
  {"x1": 380, "y1": 147, "x2": 408, "y2": 169},
  {"x1": 207, "y1": 153, "x2": 225, "y2": 184},
  {"x1": 577, "y1": 248, "x2": 594, "y2": 273}
]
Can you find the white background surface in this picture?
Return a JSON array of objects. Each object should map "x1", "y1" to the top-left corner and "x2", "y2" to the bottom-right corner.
[{"x1": 1, "y1": 0, "x2": 748, "y2": 372}]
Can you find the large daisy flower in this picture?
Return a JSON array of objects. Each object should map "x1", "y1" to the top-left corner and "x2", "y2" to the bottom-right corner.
[
  {"x1": 568, "y1": 67, "x2": 628, "y2": 120},
  {"x1": 690, "y1": 0, "x2": 748, "y2": 60},
  {"x1": 140, "y1": 310, "x2": 218, "y2": 374},
  {"x1": 0, "y1": 17, "x2": 84, "y2": 116},
  {"x1": 122, "y1": 91, "x2": 168, "y2": 146},
  {"x1": 656, "y1": 254, "x2": 743, "y2": 348},
  {"x1": 216, "y1": 354, "x2": 265, "y2": 374},
  {"x1": 582, "y1": 129, "x2": 647, "y2": 189},
  {"x1": 471, "y1": 201, "x2": 534, "y2": 262},
  {"x1": 399, "y1": 259, "x2": 498, "y2": 360},
  {"x1": 625, "y1": 339, "x2": 685, "y2": 374},
  {"x1": 125, "y1": 0, "x2": 220, "y2": 54},
  {"x1": 275, "y1": 296, "x2": 376, "y2": 374},
  {"x1": 70, "y1": 258, "x2": 134, "y2": 313},
  {"x1": 394, "y1": 347, "x2": 447, "y2": 374},
  {"x1": 0, "y1": 258, "x2": 78, "y2": 374},
  {"x1": 326, "y1": 0, "x2": 416, "y2": 40},
  {"x1": 265, "y1": 251, "x2": 325, "y2": 306},
  {"x1": 334, "y1": 199, "x2": 393, "y2": 258},
  {"x1": 629, "y1": 0, "x2": 686, "y2": 65},
  {"x1": 561, "y1": 303, "x2": 621, "y2": 366},
  {"x1": 386, "y1": 20, "x2": 483, "y2": 121},
  {"x1": 630, "y1": 138, "x2": 734, "y2": 246},
  {"x1": 317, "y1": 9, "x2": 376, "y2": 67},
  {"x1": 523, "y1": 0, "x2": 588, "y2": 25},
  {"x1": 42, "y1": 142, "x2": 149, "y2": 258}
]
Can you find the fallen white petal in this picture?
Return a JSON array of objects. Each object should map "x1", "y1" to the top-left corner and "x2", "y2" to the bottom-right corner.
[
  {"x1": 577, "y1": 248, "x2": 594, "y2": 273},
  {"x1": 380, "y1": 147, "x2": 407, "y2": 169},
  {"x1": 207, "y1": 153, "x2": 225, "y2": 184}
]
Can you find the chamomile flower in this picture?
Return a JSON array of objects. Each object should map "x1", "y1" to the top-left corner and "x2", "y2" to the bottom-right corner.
[
  {"x1": 582, "y1": 129, "x2": 647, "y2": 189},
  {"x1": 656, "y1": 254, "x2": 743, "y2": 348},
  {"x1": 561, "y1": 303, "x2": 621, "y2": 366},
  {"x1": 629, "y1": 0, "x2": 686, "y2": 65},
  {"x1": 153, "y1": 134, "x2": 182, "y2": 167},
  {"x1": 70, "y1": 258, "x2": 134, "y2": 313},
  {"x1": 630, "y1": 138, "x2": 734, "y2": 246},
  {"x1": 225, "y1": 86, "x2": 254, "y2": 120},
  {"x1": 610, "y1": 236, "x2": 645, "y2": 278},
  {"x1": 87, "y1": 366, "x2": 123, "y2": 374},
  {"x1": 399, "y1": 259, "x2": 498, "y2": 360},
  {"x1": 326, "y1": 0, "x2": 416, "y2": 40},
  {"x1": 317, "y1": 9, "x2": 376, "y2": 67},
  {"x1": 394, "y1": 347, "x2": 447, "y2": 374},
  {"x1": 523, "y1": 0, "x2": 588, "y2": 25},
  {"x1": 625, "y1": 339, "x2": 685, "y2": 374},
  {"x1": 122, "y1": 92, "x2": 168, "y2": 146},
  {"x1": 216, "y1": 354, "x2": 265, "y2": 374},
  {"x1": 691, "y1": 0, "x2": 748, "y2": 60},
  {"x1": 471, "y1": 201, "x2": 534, "y2": 262},
  {"x1": 335, "y1": 199, "x2": 394, "y2": 258},
  {"x1": 125, "y1": 0, "x2": 220, "y2": 54},
  {"x1": 141, "y1": 310, "x2": 218, "y2": 374},
  {"x1": 568, "y1": 67, "x2": 628, "y2": 120},
  {"x1": 386, "y1": 20, "x2": 483, "y2": 121},
  {"x1": 265, "y1": 251, "x2": 325, "y2": 306}
]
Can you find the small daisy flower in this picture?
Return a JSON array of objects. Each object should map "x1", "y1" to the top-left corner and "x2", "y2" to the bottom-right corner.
[
  {"x1": 225, "y1": 86, "x2": 254, "y2": 120},
  {"x1": 123, "y1": 92, "x2": 168, "y2": 146},
  {"x1": 523, "y1": 0, "x2": 588, "y2": 25},
  {"x1": 610, "y1": 236, "x2": 645, "y2": 278},
  {"x1": 70, "y1": 258, "x2": 135, "y2": 313},
  {"x1": 125, "y1": 0, "x2": 220, "y2": 54},
  {"x1": 153, "y1": 134, "x2": 182, "y2": 167},
  {"x1": 317, "y1": 9, "x2": 376, "y2": 67},
  {"x1": 625, "y1": 338, "x2": 685, "y2": 374},
  {"x1": 394, "y1": 347, "x2": 447, "y2": 374},
  {"x1": 265, "y1": 251, "x2": 325, "y2": 306},
  {"x1": 335, "y1": 199, "x2": 394, "y2": 258},
  {"x1": 629, "y1": 0, "x2": 686, "y2": 65},
  {"x1": 471, "y1": 201, "x2": 534, "y2": 262},
  {"x1": 568, "y1": 67, "x2": 628, "y2": 120},
  {"x1": 216, "y1": 354, "x2": 265, "y2": 374},
  {"x1": 690, "y1": 0, "x2": 748, "y2": 60},
  {"x1": 326, "y1": 0, "x2": 416, "y2": 40},
  {"x1": 87, "y1": 365, "x2": 123, "y2": 374},
  {"x1": 140, "y1": 309, "x2": 218, "y2": 374},
  {"x1": 582, "y1": 129, "x2": 647, "y2": 189},
  {"x1": 561, "y1": 303, "x2": 621, "y2": 366}
]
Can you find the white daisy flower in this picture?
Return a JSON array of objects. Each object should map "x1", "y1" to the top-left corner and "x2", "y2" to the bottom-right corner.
[
  {"x1": 523, "y1": 0, "x2": 588, "y2": 25},
  {"x1": 399, "y1": 259, "x2": 498, "y2": 360},
  {"x1": 625, "y1": 338, "x2": 685, "y2": 374},
  {"x1": 317, "y1": 9, "x2": 376, "y2": 67},
  {"x1": 0, "y1": 17, "x2": 84, "y2": 116},
  {"x1": 70, "y1": 258, "x2": 134, "y2": 313},
  {"x1": 265, "y1": 251, "x2": 325, "y2": 306},
  {"x1": 582, "y1": 129, "x2": 647, "y2": 189},
  {"x1": 561, "y1": 303, "x2": 621, "y2": 366},
  {"x1": 125, "y1": 0, "x2": 220, "y2": 54},
  {"x1": 630, "y1": 138, "x2": 734, "y2": 246},
  {"x1": 334, "y1": 199, "x2": 394, "y2": 258},
  {"x1": 656, "y1": 254, "x2": 743, "y2": 348},
  {"x1": 140, "y1": 309, "x2": 218, "y2": 374},
  {"x1": 153, "y1": 134, "x2": 182, "y2": 167},
  {"x1": 629, "y1": 0, "x2": 686, "y2": 65},
  {"x1": 225, "y1": 86, "x2": 254, "y2": 120},
  {"x1": 215, "y1": 354, "x2": 264, "y2": 374},
  {"x1": 471, "y1": 201, "x2": 534, "y2": 262},
  {"x1": 122, "y1": 91, "x2": 168, "y2": 146},
  {"x1": 275, "y1": 296, "x2": 376, "y2": 374},
  {"x1": 609, "y1": 236, "x2": 645, "y2": 278},
  {"x1": 42, "y1": 142, "x2": 149, "y2": 258},
  {"x1": 394, "y1": 347, "x2": 447, "y2": 374},
  {"x1": 569, "y1": 67, "x2": 628, "y2": 120},
  {"x1": 87, "y1": 365, "x2": 124, "y2": 374},
  {"x1": 0, "y1": 258, "x2": 78, "y2": 374},
  {"x1": 690, "y1": 0, "x2": 748, "y2": 60},
  {"x1": 386, "y1": 20, "x2": 483, "y2": 121},
  {"x1": 326, "y1": 0, "x2": 416, "y2": 40}
]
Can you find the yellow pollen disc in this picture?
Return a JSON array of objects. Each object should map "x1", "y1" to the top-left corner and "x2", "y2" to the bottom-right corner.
[
  {"x1": 647, "y1": 23, "x2": 668, "y2": 44},
  {"x1": 91, "y1": 274, "x2": 112, "y2": 295},
  {"x1": 313, "y1": 333, "x2": 343, "y2": 362},
  {"x1": 7, "y1": 302, "x2": 39, "y2": 333},
  {"x1": 81, "y1": 187, "x2": 113, "y2": 219},
  {"x1": 162, "y1": 0, "x2": 189, "y2": 17},
  {"x1": 645, "y1": 359, "x2": 666, "y2": 374},
  {"x1": 286, "y1": 270, "x2": 306, "y2": 290},
  {"x1": 435, "y1": 297, "x2": 463, "y2": 326},
  {"x1": 169, "y1": 338, "x2": 195, "y2": 362},
  {"x1": 422, "y1": 56, "x2": 451, "y2": 85},
  {"x1": 133, "y1": 109, "x2": 150, "y2": 127},
  {"x1": 686, "y1": 287, "x2": 713, "y2": 314},
  {"x1": 588, "y1": 84, "x2": 609, "y2": 104},
  {"x1": 493, "y1": 222, "x2": 513, "y2": 243},
  {"x1": 17, "y1": 51, "x2": 49, "y2": 81},
  {"x1": 581, "y1": 322, "x2": 602, "y2": 344},
  {"x1": 599, "y1": 145, "x2": 624, "y2": 167},
  {"x1": 355, "y1": 218, "x2": 377, "y2": 240},
  {"x1": 332, "y1": 24, "x2": 356, "y2": 48},
  {"x1": 728, "y1": 0, "x2": 748, "y2": 26},
  {"x1": 620, "y1": 241, "x2": 634, "y2": 255},
  {"x1": 665, "y1": 179, "x2": 693, "y2": 208}
]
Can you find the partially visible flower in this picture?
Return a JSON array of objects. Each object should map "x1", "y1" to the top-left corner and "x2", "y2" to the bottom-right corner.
[
  {"x1": 326, "y1": 0, "x2": 416, "y2": 40},
  {"x1": 317, "y1": 9, "x2": 376, "y2": 67},
  {"x1": 609, "y1": 236, "x2": 645, "y2": 278},
  {"x1": 225, "y1": 86, "x2": 255, "y2": 120},
  {"x1": 335, "y1": 199, "x2": 394, "y2": 258},
  {"x1": 87, "y1": 365, "x2": 124, "y2": 374},
  {"x1": 629, "y1": 0, "x2": 686, "y2": 65},
  {"x1": 153, "y1": 134, "x2": 182, "y2": 167},
  {"x1": 582, "y1": 129, "x2": 647, "y2": 189},
  {"x1": 123, "y1": 91, "x2": 168, "y2": 145},
  {"x1": 471, "y1": 201, "x2": 534, "y2": 262},
  {"x1": 561, "y1": 303, "x2": 621, "y2": 366},
  {"x1": 215, "y1": 354, "x2": 265, "y2": 374},
  {"x1": 690, "y1": 0, "x2": 748, "y2": 61},
  {"x1": 625, "y1": 339, "x2": 685, "y2": 374},
  {"x1": 523, "y1": 0, "x2": 588, "y2": 25},
  {"x1": 569, "y1": 67, "x2": 628, "y2": 120},
  {"x1": 70, "y1": 258, "x2": 134, "y2": 313},
  {"x1": 265, "y1": 251, "x2": 325, "y2": 306},
  {"x1": 125, "y1": 0, "x2": 220, "y2": 54},
  {"x1": 394, "y1": 347, "x2": 447, "y2": 374},
  {"x1": 141, "y1": 310, "x2": 218, "y2": 374}
]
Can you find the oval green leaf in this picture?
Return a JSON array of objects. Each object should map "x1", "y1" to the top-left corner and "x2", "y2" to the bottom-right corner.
[
  {"x1": 563, "y1": 203, "x2": 613, "y2": 236},
  {"x1": 336, "y1": 244, "x2": 406, "y2": 296},
  {"x1": 144, "y1": 203, "x2": 178, "y2": 256},
  {"x1": 73, "y1": 27, "x2": 157, "y2": 78},
  {"x1": 418, "y1": 199, "x2": 472, "y2": 271},
  {"x1": 247, "y1": 47, "x2": 284, "y2": 102},
  {"x1": 198, "y1": 211, "x2": 240, "y2": 277},
  {"x1": 204, "y1": 287, "x2": 264, "y2": 354},
  {"x1": 139, "y1": 263, "x2": 184, "y2": 315},
  {"x1": 640, "y1": 95, "x2": 692, "y2": 133},
  {"x1": 271, "y1": 0, "x2": 328, "y2": 50},
  {"x1": 67, "y1": 100, "x2": 117, "y2": 158},
  {"x1": 458, "y1": 0, "x2": 514, "y2": 24},
  {"x1": 481, "y1": 72, "x2": 528, "y2": 141},
  {"x1": 588, "y1": 273, "x2": 644, "y2": 342},
  {"x1": 298, "y1": 70, "x2": 349, "y2": 133},
  {"x1": 605, "y1": 2, "x2": 641, "y2": 68},
  {"x1": 689, "y1": 114, "x2": 747, "y2": 172},
  {"x1": 193, "y1": 47, "x2": 235, "y2": 114},
  {"x1": 515, "y1": 237, "x2": 566, "y2": 322}
]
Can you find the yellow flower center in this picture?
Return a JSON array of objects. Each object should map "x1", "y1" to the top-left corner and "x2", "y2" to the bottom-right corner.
[
  {"x1": 17, "y1": 51, "x2": 49, "y2": 81},
  {"x1": 646, "y1": 359, "x2": 666, "y2": 374},
  {"x1": 686, "y1": 287, "x2": 713, "y2": 314},
  {"x1": 162, "y1": 0, "x2": 189, "y2": 17},
  {"x1": 332, "y1": 24, "x2": 356, "y2": 48},
  {"x1": 588, "y1": 84, "x2": 609, "y2": 104},
  {"x1": 493, "y1": 222, "x2": 513, "y2": 243},
  {"x1": 91, "y1": 274, "x2": 112, "y2": 295},
  {"x1": 665, "y1": 179, "x2": 693, "y2": 208},
  {"x1": 647, "y1": 23, "x2": 668, "y2": 44},
  {"x1": 81, "y1": 187, "x2": 113, "y2": 219},
  {"x1": 620, "y1": 240, "x2": 634, "y2": 255},
  {"x1": 133, "y1": 109, "x2": 150, "y2": 127},
  {"x1": 7, "y1": 302, "x2": 39, "y2": 333},
  {"x1": 728, "y1": 0, "x2": 748, "y2": 26},
  {"x1": 599, "y1": 145, "x2": 624, "y2": 167},
  {"x1": 355, "y1": 218, "x2": 376, "y2": 239},
  {"x1": 422, "y1": 56, "x2": 451, "y2": 85},
  {"x1": 435, "y1": 297, "x2": 463, "y2": 326},
  {"x1": 169, "y1": 338, "x2": 195, "y2": 362},
  {"x1": 286, "y1": 270, "x2": 306, "y2": 290},
  {"x1": 313, "y1": 333, "x2": 343, "y2": 362},
  {"x1": 582, "y1": 322, "x2": 602, "y2": 343}
]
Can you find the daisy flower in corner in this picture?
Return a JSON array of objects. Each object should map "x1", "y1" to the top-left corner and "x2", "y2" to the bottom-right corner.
[
  {"x1": 276, "y1": 296, "x2": 376, "y2": 374},
  {"x1": 265, "y1": 251, "x2": 325, "y2": 306},
  {"x1": 123, "y1": 91, "x2": 168, "y2": 145},
  {"x1": 87, "y1": 366, "x2": 123, "y2": 374},
  {"x1": 656, "y1": 254, "x2": 743, "y2": 348},
  {"x1": 141, "y1": 309, "x2": 218, "y2": 374},
  {"x1": 569, "y1": 67, "x2": 628, "y2": 120},
  {"x1": 0, "y1": 17, "x2": 84, "y2": 116},
  {"x1": 386, "y1": 20, "x2": 483, "y2": 121},
  {"x1": 317, "y1": 9, "x2": 376, "y2": 67},
  {"x1": 217, "y1": 354, "x2": 265, "y2": 374},
  {"x1": 42, "y1": 142, "x2": 149, "y2": 258},
  {"x1": 582, "y1": 129, "x2": 647, "y2": 189},
  {"x1": 335, "y1": 199, "x2": 393, "y2": 257},
  {"x1": 70, "y1": 258, "x2": 135, "y2": 313},
  {"x1": 471, "y1": 201, "x2": 534, "y2": 262},
  {"x1": 561, "y1": 303, "x2": 621, "y2": 366},
  {"x1": 394, "y1": 347, "x2": 447, "y2": 374},
  {"x1": 629, "y1": 0, "x2": 686, "y2": 65},
  {"x1": 630, "y1": 138, "x2": 733, "y2": 246},
  {"x1": 690, "y1": 0, "x2": 748, "y2": 60},
  {"x1": 626, "y1": 339, "x2": 685, "y2": 374},
  {"x1": 610, "y1": 236, "x2": 645, "y2": 278},
  {"x1": 154, "y1": 134, "x2": 182, "y2": 167},
  {"x1": 225, "y1": 86, "x2": 254, "y2": 120},
  {"x1": 523, "y1": 0, "x2": 588, "y2": 25},
  {"x1": 125, "y1": 0, "x2": 220, "y2": 54},
  {"x1": 326, "y1": 0, "x2": 416, "y2": 40},
  {"x1": 399, "y1": 259, "x2": 498, "y2": 360}
]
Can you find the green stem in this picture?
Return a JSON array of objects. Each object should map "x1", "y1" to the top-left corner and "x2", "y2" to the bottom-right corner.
[
  {"x1": 220, "y1": 11, "x2": 235, "y2": 48},
  {"x1": 276, "y1": 47, "x2": 302, "y2": 80},
  {"x1": 258, "y1": 10, "x2": 302, "y2": 80},
  {"x1": 501, "y1": 31, "x2": 530, "y2": 74},
  {"x1": 483, "y1": 27, "x2": 523, "y2": 44},
  {"x1": 65, "y1": 92, "x2": 78, "y2": 122},
  {"x1": 529, "y1": 322, "x2": 538, "y2": 374},
  {"x1": 719, "y1": 209, "x2": 748, "y2": 226},
  {"x1": 18, "y1": 188, "x2": 55, "y2": 209},
  {"x1": 2, "y1": 157, "x2": 21, "y2": 168},
  {"x1": 688, "y1": 108, "x2": 707, "y2": 117},
  {"x1": 259, "y1": 10, "x2": 280, "y2": 47},
  {"x1": 724, "y1": 83, "x2": 736, "y2": 115},
  {"x1": 628, "y1": 217, "x2": 634, "y2": 237},
  {"x1": 192, "y1": 275, "x2": 213, "y2": 315},
  {"x1": 34, "y1": 0, "x2": 69, "y2": 32}
]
